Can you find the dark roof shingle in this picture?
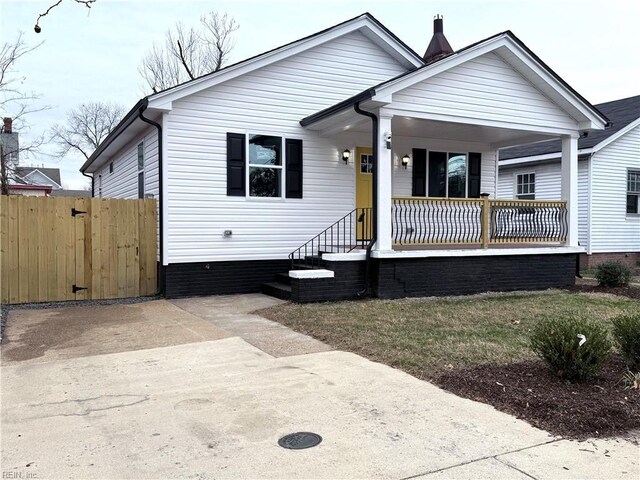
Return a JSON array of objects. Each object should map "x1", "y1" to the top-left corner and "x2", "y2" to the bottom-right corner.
[{"x1": 500, "y1": 95, "x2": 640, "y2": 160}]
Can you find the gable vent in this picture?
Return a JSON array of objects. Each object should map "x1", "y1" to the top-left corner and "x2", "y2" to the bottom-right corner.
[{"x1": 423, "y1": 15, "x2": 454, "y2": 63}]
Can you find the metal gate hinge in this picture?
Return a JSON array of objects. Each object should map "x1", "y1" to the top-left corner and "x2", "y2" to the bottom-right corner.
[
  {"x1": 72, "y1": 284, "x2": 88, "y2": 293},
  {"x1": 71, "y1": 208, "x2": 87, "y2": 217}
]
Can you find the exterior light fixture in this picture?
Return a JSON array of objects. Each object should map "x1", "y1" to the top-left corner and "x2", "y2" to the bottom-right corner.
[
  {"x1": 342, "y1": 149, "x2": 351, "y2": 164},
  {"x1": 402, "y1": 154, "x2": 410, "y2": 169}
]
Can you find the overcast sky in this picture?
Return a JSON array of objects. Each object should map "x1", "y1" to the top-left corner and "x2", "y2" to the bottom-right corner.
[{"x1": 2, "y1": 0, "x2": 638, "y2": 189}]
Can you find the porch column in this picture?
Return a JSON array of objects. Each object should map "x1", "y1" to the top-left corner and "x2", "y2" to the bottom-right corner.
[
  {"x1": 375, "y1": 112, "x2": 393, "y2": 251},
  {"x1": 561, "y1": 135, "x2": 579, "y2": 246}
]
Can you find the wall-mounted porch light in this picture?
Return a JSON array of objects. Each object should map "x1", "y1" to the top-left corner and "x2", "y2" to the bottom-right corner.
[
  {"x1": 342, "y1": 149, "x2": 351, "y2": 164},
  {"x1": 401, "y1": 154, "x2": 410, "y2": 169}
]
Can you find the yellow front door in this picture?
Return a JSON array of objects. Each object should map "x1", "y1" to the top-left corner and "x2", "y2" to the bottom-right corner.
[{"x1": 355, "y1": 147, "x2": 373, "y2": 241}]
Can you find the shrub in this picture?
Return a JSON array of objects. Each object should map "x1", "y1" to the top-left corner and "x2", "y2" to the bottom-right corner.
[
  {"x1": 594, "y1": 261, "x2": 631, "y2": 287},
  {"x1": 612, "y1": 314, "x2": 640, "y2": 369},
  {"x1": 530, "y1": 318, "x2": 612, "y2": 380}
]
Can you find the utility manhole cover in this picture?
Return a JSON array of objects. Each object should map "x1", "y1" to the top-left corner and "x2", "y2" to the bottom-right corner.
[{"x1": 278, "y1": 432, "x2": 322, "y2": 450}]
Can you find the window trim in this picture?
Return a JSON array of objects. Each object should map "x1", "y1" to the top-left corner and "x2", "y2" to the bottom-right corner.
[
  {"x1": 627, "y1": 168, "x2": 640, "y2": 216},
  {"x1": 515, "y1": 171, "x2": 536, "y2": 200},
  {"x1": 245, "y1": 133, "x2": 285, "y2": 200}
]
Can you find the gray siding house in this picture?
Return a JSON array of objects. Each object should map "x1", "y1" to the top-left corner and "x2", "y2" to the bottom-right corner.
[{"x1": 499, "y1": 95, "x2": 639, "y2": 269}]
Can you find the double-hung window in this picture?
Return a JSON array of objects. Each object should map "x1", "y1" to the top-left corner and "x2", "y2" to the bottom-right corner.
[
  {"x1": 516, "y1": 173, "x2": 535, "y2": 200},
  {"x1": 137, "y1": 142, "x2": 144, "y2": 199},
  {"x1": 248, "y1": 134, "x2": 282, "y2": 197},
  {"x1": 628, "y1": 169, "x2": 640, "y2": 215}
]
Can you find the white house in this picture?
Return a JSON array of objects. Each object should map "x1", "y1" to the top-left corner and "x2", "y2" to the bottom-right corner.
[
  {"x1": 499, "y1": 95, "x2": 639, "y2": 270},
  {"x1": 80, "y1": 13, "x2": 608, "y2": 302}
]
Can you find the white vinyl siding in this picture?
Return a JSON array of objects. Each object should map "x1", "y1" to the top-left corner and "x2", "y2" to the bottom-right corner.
[
  {"x1": 165, "y1": 31, "x2": 408, "y2": 263},
  {"x1": 95, "y1": 127, "x2": 159, "y2": 200},
  {"x1": 498, "y1": 160, "x2": 590, "y2": 248},
  {"x1": 391, "y1": 52, "x2": 578, "y2": 132},
  {"x1": 590, "y1": 124, "x2": 640, "y2": 252},
  {"x1": 390, "y1": 137, "x2": 496, "y2": 197}
]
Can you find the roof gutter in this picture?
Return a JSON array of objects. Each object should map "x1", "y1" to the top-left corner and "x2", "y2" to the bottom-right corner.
[
  {"x1": 137, "y1": 104, "x2": 165, "y2": 296},
  {"x1": 80, "y1": 98, "x2": 148, "y2": 173},
  {"x1": 353, "y1": 101, "x2": 378, "y2": 297},
  {"x1": 81, "y1": 170, "x2": 94, "y2": 196},
  {"x1": 300, "y1": 88, "x2": 375, "y2": 127}
]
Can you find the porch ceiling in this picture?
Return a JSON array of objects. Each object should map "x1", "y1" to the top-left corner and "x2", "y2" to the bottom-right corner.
[{"x1": 310, "y1": 108, "x2": 558, "y2": 149}]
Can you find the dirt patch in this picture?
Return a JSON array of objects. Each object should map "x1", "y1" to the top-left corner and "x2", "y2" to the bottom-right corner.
[
  {"x1": 566, "y1": 284, "x2": 640, "y2": 300},
  {"x1": 437, "y1": 355, "x2": 640, "y2": 440}
]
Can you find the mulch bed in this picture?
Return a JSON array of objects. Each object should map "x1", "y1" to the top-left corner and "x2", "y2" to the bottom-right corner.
[
  {"x1": 437, "y1": 355, "x2": 640, "y2": 440},
  {"x1": 566, "y1": 284, "x2": 640, "y2": 300}
]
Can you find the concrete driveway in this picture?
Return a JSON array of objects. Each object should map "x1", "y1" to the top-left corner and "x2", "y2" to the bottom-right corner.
[{"x1": 1, "y1": 295, "x2": 638, "y2": 479}]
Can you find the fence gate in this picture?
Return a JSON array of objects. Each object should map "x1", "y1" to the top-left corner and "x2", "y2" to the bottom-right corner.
[{"x1": 1, "y1": 196, "x2": 157, "y2": 304}]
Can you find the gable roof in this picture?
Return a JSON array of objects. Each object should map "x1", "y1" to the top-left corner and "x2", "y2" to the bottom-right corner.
[
  {"x1": 499, "y1": 95, "x2": 640, "y2": 161},
  {"x1": 81, "y1": 13, "x2": 423, "y2": 173},
  {"x1": 302, "y1": 30, "x2": 609, "y2": 131},
  {"x1": 147, "y1": 12, "x2": 423, "y2": 110},
  {"x1": 15, "y1": 167, "x2": 62, "y2": 187}
]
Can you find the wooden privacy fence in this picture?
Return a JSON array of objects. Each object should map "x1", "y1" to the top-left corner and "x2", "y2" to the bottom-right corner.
[{"x1": 1, "y1": 196, "x2": 157, "y2": 304}]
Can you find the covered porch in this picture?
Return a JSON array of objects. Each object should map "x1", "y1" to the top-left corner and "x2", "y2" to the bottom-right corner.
[{"x1": 295, "y1": 31, "x2": 609, "y2": 266}]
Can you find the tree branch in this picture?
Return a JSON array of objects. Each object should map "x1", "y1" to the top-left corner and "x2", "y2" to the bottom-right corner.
[{"x1": 176, "y1": 40, "x2": 195, "y2": 80}]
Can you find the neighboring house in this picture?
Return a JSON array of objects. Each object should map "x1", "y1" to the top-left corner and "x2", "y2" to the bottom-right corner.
[
  {"x1": 50, "y1": 189, "x2": 91, "y2": 198},
  {"x1": 0, "y1": 118, "x2": 19, "y2": 165},
  {"x1": 80, "y1": 13, "x2": 608, "y2": 302},
  {"x1": 499, "y1": 95, "x2": 640, "y2": 269},
  {"x1": 14, "y1": 167, "x2": 62, "y2": 190},
  {"x1": 7, "y1": 184, "x2": 52, "y2": 196}
]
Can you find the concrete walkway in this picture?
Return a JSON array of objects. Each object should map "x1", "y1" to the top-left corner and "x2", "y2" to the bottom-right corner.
[{"x1": 1, "y1": 295, "x2": 638, "y2": 479}]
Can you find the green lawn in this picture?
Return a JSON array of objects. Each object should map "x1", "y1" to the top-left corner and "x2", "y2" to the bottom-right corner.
[{"x1": 257, "y1": 291, "x2": 639, "y2": 381}]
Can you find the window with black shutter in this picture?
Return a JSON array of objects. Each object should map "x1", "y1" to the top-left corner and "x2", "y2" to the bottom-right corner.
[
  {"x1": 468, "y1": 152, "x2": 482, "y2": 198},
  {"x1": 227, "y1": 133, "x2": 246, "y2": 196},
  {"x1": 412, "y1": 148, "x2": 427, "y2": 196},
  {"x1": 285, "y1": 139, "x2": 303, "y2": 198}
]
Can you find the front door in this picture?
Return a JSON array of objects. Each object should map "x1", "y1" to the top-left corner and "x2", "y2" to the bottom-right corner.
[{"x1": 355, "y1": 147, "x2": 373, "y2": 241}]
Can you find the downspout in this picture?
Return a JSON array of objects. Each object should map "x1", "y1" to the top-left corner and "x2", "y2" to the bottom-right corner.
[
  {"x1": 137, "y1": 105, "x2": 165, "y2": 295},
  {"x1": 81, "y1": 171, "x2": 94, "y2": 197},
  {"x1": 354, "y1": 101, "x2": 378, "y2": 296}
]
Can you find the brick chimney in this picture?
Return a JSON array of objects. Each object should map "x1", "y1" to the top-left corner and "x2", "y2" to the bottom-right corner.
[
  {"x1": 2, "y1": 117, "x2": 12, "y2": 134},
  {"x1": 423, "y1": 15, "x2": 454, "y2": 63}
]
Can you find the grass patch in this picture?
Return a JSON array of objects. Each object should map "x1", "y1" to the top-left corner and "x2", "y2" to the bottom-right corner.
[{"x1": 257, "y1": 291, "x2": 639, "y2": 381}]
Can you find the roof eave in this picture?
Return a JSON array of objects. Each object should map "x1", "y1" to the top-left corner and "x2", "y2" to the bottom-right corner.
[{"x1": 80, "y1": 98, "x2": 148, "y2": 173}]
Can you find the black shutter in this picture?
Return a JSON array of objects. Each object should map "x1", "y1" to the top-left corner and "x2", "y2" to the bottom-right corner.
[
  {"x1": 428, "y1": 151, "x2": 447, "y2": 197},
  {"x1": 285, "y1": 139, "x2": 303, "y2": 198},
  {"x1": 468, "y1": 152, "x2": 482, "y2": 198},
  {"x1": 412, "y1": 148, "x2": 427, "y2": 196},
  {"x1": 227, "y1": 133, "x2": 246, "y2": 196}
]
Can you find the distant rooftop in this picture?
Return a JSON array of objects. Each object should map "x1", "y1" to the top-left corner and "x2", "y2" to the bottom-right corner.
[{"x1": 500, "y1": 94, "x2": 640, "y2": 160}]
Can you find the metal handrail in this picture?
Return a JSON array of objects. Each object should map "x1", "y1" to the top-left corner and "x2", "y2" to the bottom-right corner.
[{"x1": 289, "y1": 208, "x2": 372, "y2": 269}]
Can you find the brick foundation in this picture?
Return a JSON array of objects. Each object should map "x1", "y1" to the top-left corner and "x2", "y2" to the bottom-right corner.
[{"x1": 580, "y1": 252, "x2": 640, "y2": 271}]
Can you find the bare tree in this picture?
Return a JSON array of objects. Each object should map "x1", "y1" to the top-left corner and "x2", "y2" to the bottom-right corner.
[
  {"x1": 50, "y1": 102, "x2": 125, "y2": 160},
  {"x1": 139, "y1": 11, "x2": 239, "y2": 93},
  {"x1": 0, "y1": 33, "x2": 47, "y2": 194},
  {"x1": 34, "y1": 0, "x2": 97, "y2": 33}
]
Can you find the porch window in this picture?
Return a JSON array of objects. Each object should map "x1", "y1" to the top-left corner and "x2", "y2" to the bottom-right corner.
[
  {"x1": 248, "y1": 134, "x2": 282, "y2": 197},
  {"x1": 414, "y1": 150, "x2": 480, "y2": 198},
  {"x1": 628, "y1": 169, "x2": 640, "y2": 214},
  {"x1": 516, "y1": 173, "x2": 535, "y2": 200},
  {"x1": 447, "y1": 153, "x2": 467, "y2": 198}
]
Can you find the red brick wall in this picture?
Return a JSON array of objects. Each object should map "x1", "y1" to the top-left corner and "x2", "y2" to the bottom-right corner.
[{"x1": 580, "y1": 252, "x2": 640, "y2": 271}]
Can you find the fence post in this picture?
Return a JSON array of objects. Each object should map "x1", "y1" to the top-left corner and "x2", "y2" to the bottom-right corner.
[{"x1": 481, "y1": 193, "x2": 490, "y2": 249}]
